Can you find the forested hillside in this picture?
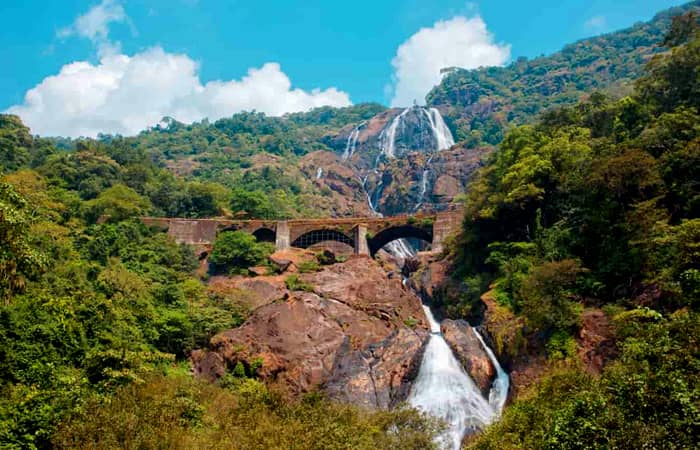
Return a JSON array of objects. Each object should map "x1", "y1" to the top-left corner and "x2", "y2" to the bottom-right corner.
[
  {"x1": 447, "y1": 13, "x2": 699, "y2": 449},
  {"x1": 0, "y1": 3, "x2": 699, "y2": 449},
  {"x1": 428, "y1": 1, "x2": 700, "y2": 147},
  {"x1": 0, "y1": 114, "x2": 438, "y2": 448}
]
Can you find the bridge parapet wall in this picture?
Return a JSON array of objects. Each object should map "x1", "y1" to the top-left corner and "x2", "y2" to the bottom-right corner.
[{"x1": 140, "y1": 208, "x2": 464, "y2": 253}]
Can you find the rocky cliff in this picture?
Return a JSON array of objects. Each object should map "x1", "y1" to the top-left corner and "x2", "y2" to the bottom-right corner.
[
  {"x1": 304, "y1": 105, "x2": 492, "y2": 218},
  {"x1": 192, "y1": 254, "x2": 430, "y2": 408}
]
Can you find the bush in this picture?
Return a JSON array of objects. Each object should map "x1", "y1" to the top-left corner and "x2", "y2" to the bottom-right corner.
[
  {"x1": 545, "y1": 330, "x2": 577, "y2": 360},
  {"x1": 209, "y1": 231, "x2": 273, "y2": 274},
  {"x1": 285, "y1": 275, "x2": 315, "y2": 292},
  {"x1": 520, "y1": 259, "x2": 584, "y2": 333}
]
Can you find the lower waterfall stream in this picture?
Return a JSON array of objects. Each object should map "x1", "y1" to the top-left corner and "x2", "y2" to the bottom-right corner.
[{"x1": 408, "y1": 303, "x2": 509, "y2": 449}]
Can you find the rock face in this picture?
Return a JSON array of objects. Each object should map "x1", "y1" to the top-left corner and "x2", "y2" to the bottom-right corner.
[
  {"x1": 192, "y1": 257, "x2": 430, "y2": 408},
  {"x1": 324, "y1": 328, "x2": 428, "y2": 409},
  {"x1": 309, "y1": 105, "x2": 493, "y2": 216},
  {"x1": 578, "y1": 309, "x2": 618, "y2": 374},
  {"x1": 441, "y1": 319, "x2": 496, "y2": 396}
]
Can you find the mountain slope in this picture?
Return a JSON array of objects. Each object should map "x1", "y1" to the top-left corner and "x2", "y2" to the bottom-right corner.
[{"x1": 428, "y1": 1, "x2": 700, "y2": 146}]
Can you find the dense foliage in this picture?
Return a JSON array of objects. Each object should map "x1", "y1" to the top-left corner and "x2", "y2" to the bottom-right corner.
[
  {"x1": 53, "y1": 374, "x2": 440, "y2": 450},
  {"x1": 0, "y1": 104, "x2": 436, "y2": 447},
  {"x1": 1, "y1": 4, "x2": 699, "y2": 449},
  {"x1": 209, "y1": 230, "x2": 274, "y2": 275},
  {"x1": 453, "y1": 15, "x2": 700, "y2": 449},
  {"x1": 470, "y1": 310, "x2": 699, "y2": 449},
  {"x1": 428, "y1": 1, "x2": 700, "y2": 147}
]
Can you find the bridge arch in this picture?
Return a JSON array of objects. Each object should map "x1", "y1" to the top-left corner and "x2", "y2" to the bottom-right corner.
[
  {"x1": 368, "y1": 225, "x2": 432, "y2": 256},
  {"x1": 252, "y1": 227, "x2": 276, "y2": 243},
  {"x1": 291, "y1": 228, "x2": 355, "y2": 250}
]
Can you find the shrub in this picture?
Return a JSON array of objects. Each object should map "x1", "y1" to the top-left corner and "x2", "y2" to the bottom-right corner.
[
  {"x1": 520, "y1": 259, "x2": 584, "y2": 333},
  {"x1": 285, "y1": 275, "x2": 315, "y2": 292},
  {"x1": 297, "y1": 259, "x2": 321, "y2": 273},
  {"x1": 209, "y1": 231, "x2": 273, "y2": 275},
  {"x1": 545, "y1": 330, "x2": 577, "y2": 360}
]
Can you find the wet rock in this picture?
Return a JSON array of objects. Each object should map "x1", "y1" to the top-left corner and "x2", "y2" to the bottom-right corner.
[{"x1": 441, "y1": 319, "x2": 496, "y2": 396}]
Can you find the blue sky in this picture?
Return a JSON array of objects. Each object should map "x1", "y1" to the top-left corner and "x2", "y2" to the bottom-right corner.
[{"x1": 1, "y1": 0, "x2": 686, "y2": 137}]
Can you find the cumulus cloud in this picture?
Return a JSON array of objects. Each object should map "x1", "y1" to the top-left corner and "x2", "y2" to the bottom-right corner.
[
  {"x1": 7, "y1": 48, "x2": 352, "y2": 137},
  {"x1": 57, "y1": 0, "x2": 131, "y2": 57},
  {"x1": 388, "y1": 16, "x2": 510, "y2": 107}
]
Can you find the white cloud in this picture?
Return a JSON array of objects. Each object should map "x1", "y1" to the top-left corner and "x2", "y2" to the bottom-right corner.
[
  {"x1": 57, "y1": 0, "x2": 131, "y2": 57},
  {"x1": 7, "y1": 48, "x2": 351, "y2": 137},
  {"x1": 584, "y1": 15, "x2": 607, "y2": 31},
  {"x1": 388, "y1": 16, "x2": 510, "y2": 107}
]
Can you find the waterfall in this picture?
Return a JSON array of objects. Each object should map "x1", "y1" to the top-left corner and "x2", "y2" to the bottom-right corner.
[
  {"x1": 414, "y1": 155, "x2": 433, "y2": 211},
  {"x1": 409, "y1": 305, "x2": 499, "y2": 450},
  {"x1": 424, "y1": 107, "x2": 455, "y2": 150},
  {"x1": 379, "y1": 106, "x2": 454, "y2": 159},
  {"x1": 473, "y1": 329, "x2": 510, "y2": 414},
  {"x1": 316, "y1": 167, "x2": 323, "y2": 179},
  {"x1": 380, "y1": 108, "x2": 411, "y2": 158},
  {"x1": 360, "y1": 173, "x2": 417, "y2": 260},
  {"x1": 342, "y1": 122, "x2": 365, "y2": 160}
]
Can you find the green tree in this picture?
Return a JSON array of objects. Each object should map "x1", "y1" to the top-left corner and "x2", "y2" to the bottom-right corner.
[
  {"x1": 230, "y1": 188, "x2": 280, "y2": 219},
  {"x1": 519, "y1": 259, "x2": 584, "y2": 333},
  {"x1": 0, "y1": 182, "x2": 46, "y2": 302},
  {"x1": 0, "y1": 115, "x2": 32, "y2": 172},
  {"x1": 209, "y1": 231, "x2": 273, "y2": 274},
  {"x1": 84, "y1": 184, "x2": 152, "y2": 223}
]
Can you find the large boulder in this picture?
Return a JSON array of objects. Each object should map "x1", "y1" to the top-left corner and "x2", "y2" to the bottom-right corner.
[
  {"x1": 301, "y1": 256, "x2": 427, "y2": 328},
  {"x1": 324, "y1": 328, "x2": 428, "y2": 408},
  {"x1": 441, "y1": 319, "x2": 496, "y2": 396},
  {"x1": 207, "y1": 275, "x2": 287, "y2": 311},
  {"x1": 192, "y1": 257, "x2": 430, "y2": 407}
]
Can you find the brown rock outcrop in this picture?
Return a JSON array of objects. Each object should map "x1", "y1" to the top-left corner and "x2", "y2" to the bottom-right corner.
[
  {"x1": 301, "y1": 256, "x2": 427, "y2": 328},
  {"x1": 441, "y1": 319, "x2": 496, "y2": 396},
  {"x1": 578, "y1": 309, "x2": 618, "y2": 374},
  {"x1": 324, "y1": 328, "x2": 428, "y2": 408},
  {"x1": 207, "y1": 275, "x2": 287, "y2": 311},
  {"x1": 192, "y1": 257, "x2": 430, "y2": 407}
]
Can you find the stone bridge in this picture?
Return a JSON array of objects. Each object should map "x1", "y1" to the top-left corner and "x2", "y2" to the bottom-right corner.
[{"x1": 139, "y1": 208, "x2": 463, "y2": 256}]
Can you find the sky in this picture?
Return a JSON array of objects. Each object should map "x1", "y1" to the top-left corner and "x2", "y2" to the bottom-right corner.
[{"x1": 0, "y1": 0, "x2": 687, "y2": 137}]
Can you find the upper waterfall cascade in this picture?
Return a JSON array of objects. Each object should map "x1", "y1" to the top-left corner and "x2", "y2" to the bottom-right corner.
[
  {"x1": 342, "y1": 121, "x2": 365, "y2": 160},
  {"x1": 379, "y1": 106, "x2": 455, "y2": 159}
]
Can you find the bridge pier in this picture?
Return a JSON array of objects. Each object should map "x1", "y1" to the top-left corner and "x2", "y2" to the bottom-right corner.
[
  {"x1": 275, "y1": 221, "x2": 290, "y2": 251},
  {"x1": 431, "y1": 210, "x2": 462, "y2": 253},
  {"x1": 354, "y1": 224, "x2": 369, "y2": 256}
]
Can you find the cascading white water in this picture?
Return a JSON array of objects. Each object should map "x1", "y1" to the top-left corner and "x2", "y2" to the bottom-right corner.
[
  {"x1": 380, "y1": 108, "x2": 412, "y2": 158},
  {"x1": 316, "y1": 167, "x2": 323, "y2": 179},
  {"x1": 414, "y1": 155, "x2": 433, "y2": 211},
  {"x1": 360, "y1": 174, "x2": 417, "y2": 260},
  {"x1": 473, "y1": 328, "x2": 510, "y2": 414},
  {"x1": 380, "y1": 106, "x2": 454, "y2": 160},
  {"x1": 342, "y1": 122, "x2": 365, "y2": 160},
  {"x1": 361, "y1": 106, "x2": 456, "y2": 259},
  {"x1": 425, "y1": 107, "x2": 455, "y2": 151},
  {"x1": 383, "y1": 239, "x2": 416, "y2": 261},
  {"x1": 409, "y1": 306, "x2": 499, "y2": 450}
]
